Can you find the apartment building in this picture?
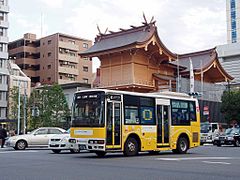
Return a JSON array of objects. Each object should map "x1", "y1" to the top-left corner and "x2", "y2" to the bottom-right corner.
[
  {"x1": 8, "y1": 33, "x2": 92, "y2": 86},
  {"x1": 0, "y1": 0, "x2": 9, "y2": 122},
  {"x1": 226, "y1": 0, "x2": 240, "y2": 43}
]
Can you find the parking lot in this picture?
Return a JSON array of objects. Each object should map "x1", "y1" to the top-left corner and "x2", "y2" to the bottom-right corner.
[{"x1": 0, "y1": 144, "x2": 240, "y2": 180}]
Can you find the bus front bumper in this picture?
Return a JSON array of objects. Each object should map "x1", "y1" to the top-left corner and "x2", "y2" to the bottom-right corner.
[{"x1": 76, "y1": 138, "x2": 105, "y2": 151}]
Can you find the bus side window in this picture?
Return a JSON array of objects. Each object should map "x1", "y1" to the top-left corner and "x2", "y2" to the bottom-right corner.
[{"x1": 189, "y1": 102, "x2": 196, "y2": 121}]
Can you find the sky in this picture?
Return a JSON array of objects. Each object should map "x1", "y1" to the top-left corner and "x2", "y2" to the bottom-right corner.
[{"x1": 9, "y1": 0, "x2": 227, "y2": 71}]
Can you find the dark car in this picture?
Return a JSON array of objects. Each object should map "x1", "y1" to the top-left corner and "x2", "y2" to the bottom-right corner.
[{"x1": 213, "y1": 127, "x2": 240, "y2": 147}]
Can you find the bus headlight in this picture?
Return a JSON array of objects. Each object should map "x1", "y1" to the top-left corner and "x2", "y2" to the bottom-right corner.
[{"x1": 88, "y1": 140, "x2": 104, "y2": 144}]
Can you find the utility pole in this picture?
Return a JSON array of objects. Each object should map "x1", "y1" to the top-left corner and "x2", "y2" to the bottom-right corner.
[
  {"x1": 177, "y1": 55, "x2": 180, "y2": 92},
  {"x1": 23, "y1": 82, "x2": 27, "y2": 134},
  {"x1": 17, "y1": 80, "x2": 21, "y2": 135}
]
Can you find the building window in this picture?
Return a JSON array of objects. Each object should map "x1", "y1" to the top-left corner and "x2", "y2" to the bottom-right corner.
[
  {"x1": 48, "y1": 52, "x2": 51, "y2": 57},
  {"x1": 0, "y1": 28, "x2": 3, "y2": 36},
  {"x1": 69, "y1": 52, "x2": 75, "y2": 56},
  {"x1": 83, "y1": 66, "x2": 88, "y2": 72},
  {"x1": 47, "y1": 65, "x2": 51, "y2": 69},
  {"x1": 69, "y1": 40, "x2": 75, "y2": 44},
  {"x1": 83, "y1": 78, "x2": 88, "y2": 84},
  {"x1": 48, "y1": 40, "x2": 51, "y2": 45},
  {"x1": 0, "y1": 0, "x2": 4, "y2": 5},
  {"x1": 0, "y1": 12, "x2": 4, "y2": 21},
  {"x1": 83, "y1": 43, "x2": 88, "y2": 49},
  {"x1": 0, "y1": 43, "x2": 3, "y2": 51},
  {"x1": 59, "y1": 48, "x2": 63, "y2": 54},
  {"x1": 83, "y1": 57, "x2": 89, "y2": 61},
  {"x1": 0, "y1": 91, "x2": 2, "y2": 100},
  {"x1": 0, "y1": 59, "x2": 3, "y2": 68},
  {"x1": 47, "y1": 77, "x2": 51, "y2": 81},
  {"x1": 60, "y1": 75, "x2": 62, "y2": 79}
]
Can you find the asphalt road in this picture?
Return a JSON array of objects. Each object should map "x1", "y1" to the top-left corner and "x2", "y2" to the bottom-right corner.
[{"x1": 0, "y1": 145, "x2": 240, "y2": 180}]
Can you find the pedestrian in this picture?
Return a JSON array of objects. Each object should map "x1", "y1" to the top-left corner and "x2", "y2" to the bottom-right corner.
[{"x1": 0, "y1": 124, "x2": 7, "y2": 148}]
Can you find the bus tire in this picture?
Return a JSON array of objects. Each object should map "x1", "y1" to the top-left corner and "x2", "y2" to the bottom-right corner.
[
  {"x1": 173, "y1": 137, "x2": 189, "y2": 154},
  {"x1": 95, "y1": 151, "x2": 106, "y2": 157},
  {"x1": 124, "y1": 137, "x2": 139, "y2": 156}
]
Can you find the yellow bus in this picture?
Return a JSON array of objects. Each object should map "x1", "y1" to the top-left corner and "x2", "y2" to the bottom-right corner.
[{"x1": 70, "y1": 89, "x2": 200, "y2": 157}]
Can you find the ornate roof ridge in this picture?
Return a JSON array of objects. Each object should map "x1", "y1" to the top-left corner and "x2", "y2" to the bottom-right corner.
[{"x1": 95, "y1": 23, "x2": 156, "y2": 42}]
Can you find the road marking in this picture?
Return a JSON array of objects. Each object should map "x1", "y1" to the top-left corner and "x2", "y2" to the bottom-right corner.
[
  {"x1": 0, "y1": 150, "x2": 39, "y2": 154},
  {"x1": 156, "y1": 157, "x2": 234, "y2": 161},
  {"x1": 202, "y1": 161, "x2": 231, "y2": 165}
]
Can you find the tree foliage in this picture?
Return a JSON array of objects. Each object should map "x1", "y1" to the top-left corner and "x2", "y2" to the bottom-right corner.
[
  {"x1": 221, "y1": 90, "x2": 240, "y2": 124},
  {"x1": 29, "y1": 84, "x2": 70, "y2": 129}
]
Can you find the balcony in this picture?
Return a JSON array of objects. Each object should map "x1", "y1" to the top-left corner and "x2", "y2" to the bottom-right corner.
[
  {"x1": 0, "y1": 20, "x2": 9, "y2": 28},
  {"x1": 59, "y1": 41, "x2": 79, "y2": 51},
  {"x1": 0, "y1": 36, "x2": 8, "y2": 43},
  {"x1": 0, "y1": 51, "x2": 8, "y2": 59},
  {"x1": 58, "y1": 79, "x2": 76, "y2": 84},
  {"x1": 59, "y1": 54, "x2": 78, "y2": 63},
  {"x1": 58, "y1": 66, "x2": 79, "y2": 75},
  {"x1": 0, "y1": 4, "x2": 9, "y2": 13}
]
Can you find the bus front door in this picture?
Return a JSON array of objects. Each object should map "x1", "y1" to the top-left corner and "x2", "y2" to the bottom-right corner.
[
  {"x1": 156, "y1": 99, "x2": 170, "y2": 148},
  {"x1": 106, "y1": 101, "x2": 122, "y2": 150}
]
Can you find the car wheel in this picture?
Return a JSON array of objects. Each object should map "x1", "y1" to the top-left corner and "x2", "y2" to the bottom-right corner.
[
  {"x1": 234, "y1": 139, "x2": 240, "y2": 147},
  {"x1": 124, "y1": 137, "x2": 139, "y2": 156},
  {"x1": 217, "y1": 143, "x2": 221, "y2": 147},
  {"x1": 95, "y1": 151, "x2": 106, "y2": 157},
  {"x1": 15, "y1": 140, "x2": 27, "y2": 150},
  {"x1": 52, "y1": 149, "x2": 61, "y2": 153},
  {"x1": 70, "y1": 148, "x2": 80, "y2": 153},
  {"x1": 173, "y1": 137, "x2": 189, "y2": 154}
]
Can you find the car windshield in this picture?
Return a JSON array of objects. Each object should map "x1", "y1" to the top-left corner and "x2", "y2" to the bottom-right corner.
[
  {"x1": 72, "y1": 92, "x2": 105, "y2": 127},
  {"x1": 201, "y1": 123, "x2": 210, "y2": 133},
  {"x1": 225, "y1": 128, "x2": 239, "y2": 135}
]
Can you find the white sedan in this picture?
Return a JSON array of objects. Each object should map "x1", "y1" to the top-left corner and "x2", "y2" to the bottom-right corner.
[
  {"x1": 48, "y1": 129, "x2": 79, "y2": 153},
  {"x1": 5, "y1": 127, "x2": 66, "y2": 150}
]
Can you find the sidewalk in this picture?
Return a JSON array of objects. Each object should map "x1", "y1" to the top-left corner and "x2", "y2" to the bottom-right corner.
[{"x1": 0, "y1": 146, "x2": 12, "y2": 151}]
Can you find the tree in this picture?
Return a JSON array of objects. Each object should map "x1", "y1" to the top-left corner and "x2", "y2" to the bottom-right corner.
[
  {"x1": 221, "y1": 90, "x2": 240, "y2": 125},
  {"x1": 29, "y1": 84, "x2": 70, "y2": 129}
]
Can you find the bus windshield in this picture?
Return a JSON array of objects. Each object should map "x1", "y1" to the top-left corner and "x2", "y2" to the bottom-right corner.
[{"x1": 72, "y1": 92, "x2": 105, "y2": 127}]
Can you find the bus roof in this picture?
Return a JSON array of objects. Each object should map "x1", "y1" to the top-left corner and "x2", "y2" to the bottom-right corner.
[{"x1": 75, "y1": 89, "x2": 197, "y2": 101}]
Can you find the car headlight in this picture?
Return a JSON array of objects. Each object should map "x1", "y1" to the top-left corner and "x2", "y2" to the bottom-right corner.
[
  {"x1": 228, "y1": 137, "x2": 234, "y2": 140},
  {"x1": 9, "y1": 137, "x2": 16, "y2": 141}
]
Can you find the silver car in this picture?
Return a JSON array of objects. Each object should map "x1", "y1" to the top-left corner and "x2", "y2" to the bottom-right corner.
[
  {"x1": 6, "y1": 127, "x2": 66, "y2": 150},
  {"x1": 48, "y1": 129, "x2": 79, "y2": 153}
]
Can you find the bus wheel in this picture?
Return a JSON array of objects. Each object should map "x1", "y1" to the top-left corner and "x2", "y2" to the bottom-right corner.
[
  {"x1": 173, "y1": 137, "x2": 189, "y2": 154},
  {"x1": 95, "y1": 151, "x2": 106, "y2": 157},
  {"x1": 124, "y1": 137, "x2": 139, "y2": 156}
]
